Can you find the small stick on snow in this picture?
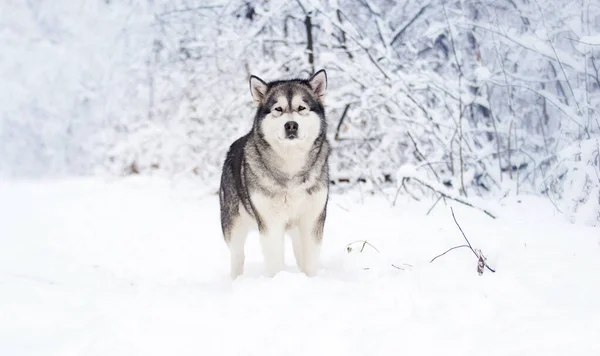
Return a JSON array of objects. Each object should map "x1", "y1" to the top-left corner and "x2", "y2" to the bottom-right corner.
[
  {"x1": 430, "y1": 207, "x2": 496, "y2": 273},
  {"x1": 346, "y1": 240, "x2": 380, "y2": 253},
  {"x1": 391, "y1": 263, "x2": 413, "y2": 270},
  {"x1": 429, "y1": 244, "x2": 470, "y2": 263},
  {"x1": 346, "y1": 240, "x2": 411, "y2": 271}
]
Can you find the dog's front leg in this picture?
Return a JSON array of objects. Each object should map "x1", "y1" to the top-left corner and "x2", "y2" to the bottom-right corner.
[
  {"x1": 297, "y1": 190, "x2": 328, "y2": 277},
  {"x1": 259, "y1": 223, "x2": 285, "y2": 277},
  {"x1": 298, "y1": 217, "x2": 324, "y2": 277}
]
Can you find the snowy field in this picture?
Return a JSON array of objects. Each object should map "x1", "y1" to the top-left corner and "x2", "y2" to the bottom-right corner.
[{"x1": 1, "y1": 177, "x2": 599, "y2": 356}]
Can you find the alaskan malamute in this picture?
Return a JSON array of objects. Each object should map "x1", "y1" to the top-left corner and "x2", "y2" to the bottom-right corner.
[{"x1": 219, "y1": 70, "x2": 330, "y2": 279}]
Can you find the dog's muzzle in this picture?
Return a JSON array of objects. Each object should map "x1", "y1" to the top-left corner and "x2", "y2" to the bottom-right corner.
[{"x1": 284, "y1": 121, "x2": 298, "y2": 139}]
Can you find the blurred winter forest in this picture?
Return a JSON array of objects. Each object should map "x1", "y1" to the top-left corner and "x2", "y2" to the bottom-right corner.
[{"x1": 1, "y1": 0, "x2": 599, "y2": 225}]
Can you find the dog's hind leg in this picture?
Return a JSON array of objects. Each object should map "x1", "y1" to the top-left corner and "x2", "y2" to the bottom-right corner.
[{"x1": 227, "y1": 217, "x2": 249, "y2": 280}]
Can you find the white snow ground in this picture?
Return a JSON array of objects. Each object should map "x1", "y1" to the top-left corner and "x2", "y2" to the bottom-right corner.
[{"x1": 1, "y1": 177, "x2": 599, "y2": 356}]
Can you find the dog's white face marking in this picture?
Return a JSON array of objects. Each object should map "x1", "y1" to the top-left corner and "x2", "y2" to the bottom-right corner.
[{"x1": 260, "y1": 94, "x2": 321, "y2": 154}]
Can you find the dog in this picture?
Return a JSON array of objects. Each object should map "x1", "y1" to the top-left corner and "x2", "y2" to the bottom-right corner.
[{"x1": 219, "y1": 69, "x2": 330, "y2": 279}]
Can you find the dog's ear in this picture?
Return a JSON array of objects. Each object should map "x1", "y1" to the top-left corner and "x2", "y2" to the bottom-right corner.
[
  {"x1": 308, "y1": 69, "x2": 327, "y2": 101},
  {"x1": 249, "y1": 75, "x2": 268, "y2": 104}
]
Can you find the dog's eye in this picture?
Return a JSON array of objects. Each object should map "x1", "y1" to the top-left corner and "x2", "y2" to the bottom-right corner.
[
  {"x1": 298, "y1": 106, "x2": 306, "y2": 111},
  {"x1": 274, "y1": 107, "x2": 283, "y2": 112}
]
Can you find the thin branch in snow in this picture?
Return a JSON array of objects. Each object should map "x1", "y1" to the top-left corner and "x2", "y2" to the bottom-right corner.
[
  {"x1": 590, "y1": 55, "x2": 600, "y2": 92},
  {"x1": 401, "y1": 177, "x2": 421, "y2": 202},
  {"x1": 426, "y1": 194, "x2": 445, "y2": 216},
  {"x1": 317, "y1": 8, "x2": 392, "y2": 80},
  {"x1": 430, "y1": 244, "x2": 470, "y2": 263},
  {"x1": 346, "y1": 240, "x2": 412, "y2": 271},
  {"x1": 393, "y1": 177, "x2": 422, "y2": 207},
  {"x1": 442, "y1": 3, "x2": 467, "y2": 197},
  {"x1": 485, "y1": 84, "x2": 504, "y2": 182},
  {"x1": 532, "y1": 0, "x2": 582, "y2": 117},
  {"x1": 485, "y1": 80, "x2": 587, "y2": 132},
  {"x1": 508, "y1": 120, "x2": 514, "y2": 180},
  {"x1": 405, "y1": 176, "x2": 497, "y2": 219},
  {"x1": 369, "y1": 171, "x2": 392, "y2": 206},
  {"x1": 391, "y1": 263, "x2": 413, "y2": 270},
  {"x1": 407, "y1": 131, "x2": 440, "y2": 182},
  {"x1": 430, "y1": 207, "x2": 496, "y2": 273},
  {"x1": 335, "y1": 104, "x2": 351, "y2": 141},
  {"x1": 346, "y1": 240, "x2": 380, "y2": 253},
  {"x1": 389, "y1": 3, "x2": 430, "y2": 46},
  {"x1": 459, "y1": 21, "x2": 585, "y2": 72},
  {"x1": 358, "y1": 0, "x2": 381, "y2": 16}
]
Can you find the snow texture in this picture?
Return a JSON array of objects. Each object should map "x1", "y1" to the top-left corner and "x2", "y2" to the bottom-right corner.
[{"x1": 1, "y1": 177, "x2": 599, "y2": 355}]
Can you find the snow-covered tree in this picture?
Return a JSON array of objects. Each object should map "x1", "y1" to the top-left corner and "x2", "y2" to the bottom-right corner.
[{"x1": 1, "y1": 0, "x2": 598, "y2": 225}]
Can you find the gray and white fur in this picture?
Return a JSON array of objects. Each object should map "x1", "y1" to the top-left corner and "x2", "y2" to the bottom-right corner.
[{"x1": 219, "y1": 70, "x2": 330, "y2": 279}]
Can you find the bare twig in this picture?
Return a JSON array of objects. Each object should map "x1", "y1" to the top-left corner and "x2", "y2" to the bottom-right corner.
[
  {"x1": 426, "y1": 194, "x2": 444, "y2": 216},
  {"x1": 294, "y1": 0, "x2": 306, "y2": 13},
  {"x1": 548, "y1": 62, "x2": 569, "y2": 106},
  {"x1": 532, "y1": 0, "x2": 582, "y2": 116},
  {"x1": 514, "y1": 124, "x2": 520, "y2": 194},
  {"x1": 335, "y1": 104, "x2": 351, "y2": 141},
  {"x1": 346, "y1": 240, "x2": 412, "y2": 271},
  {"x1": 159, "y1": 4, "x2": 225, "y2": 16},
  {"x1": 358, "y1": 0, "x2": 381, "y2": 16},
  {"x1": 391, "y1": 263, "x2": 413, "y2": 270},
  {"x1": 430, "y1": 207, "x2": 496, "y2": 273},
  {"x1": 407, "y1": 131, "x2": 440, "y2": 181},
  {"x1": 315, "y1": 8, "x2": 392, "y2": 80},
  {"x1": 443, "y1": 4, "x2": 467, "y2": 197},
  {"x1": 460, "y1": 22, "x2": 585, "y2": 72},
  {"x1": 390, "y1": 4, "x2": 430, "y2": 46},
  {"x1": 401, "y1": 177, "x2": 421, "y2": 201},
  {"x1": 405, "y1": 176, "x2": 497, "y2": 219},
  {"x1": 346, "y1": 240, "x2": 380, "y2": 253},
  {"x1": 485, "y1": 80, "x2": 586, "y2": 131},
  {"x1": 368, "y1": 171, "x2": 392, "y2": 206},
  {"x1": 392, "y1": 184, "x2": 403, "y2": 207},
  {"x1": 507, "y1": 120, "x2": 513, "y2": 179},
  {"x1": 336, "y1": 9, "x2": 354, "y2": 59},
  {"x1": 430, "y1": 244, "x2": 470, "y2": 263},
  {"x1": 591, "y1": 55, "x2": 600, "y2": 89},
  {"x1": 486, "y1": 85, "x2": 503, "y2": 182},
  {"x1": 304, "y1": 13, "x2": 315, "y2": 73}
]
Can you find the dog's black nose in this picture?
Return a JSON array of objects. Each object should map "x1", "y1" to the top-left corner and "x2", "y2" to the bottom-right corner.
[{"x1": 284, "y1": 121, "x2": 298, "y2": 138}]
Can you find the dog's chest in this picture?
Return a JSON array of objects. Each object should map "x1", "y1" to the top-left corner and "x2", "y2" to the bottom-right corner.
[
  {"x1": 251, "y1": 183, "x2": 321, "y2": 223},
  {"x1": 248, "y1": 144, "x2": 325, "y2": 222},
  {"x1": 255, "y1": 185, "x2": 306, "y2": 212},
  {"x1": 277, "y1": 149, "x2": 308, "y2": 177}
]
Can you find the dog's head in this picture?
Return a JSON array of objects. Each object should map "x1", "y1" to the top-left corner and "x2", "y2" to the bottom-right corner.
[{"x1": 249, "y1": 70, "x2": 327, "y2": 151}]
